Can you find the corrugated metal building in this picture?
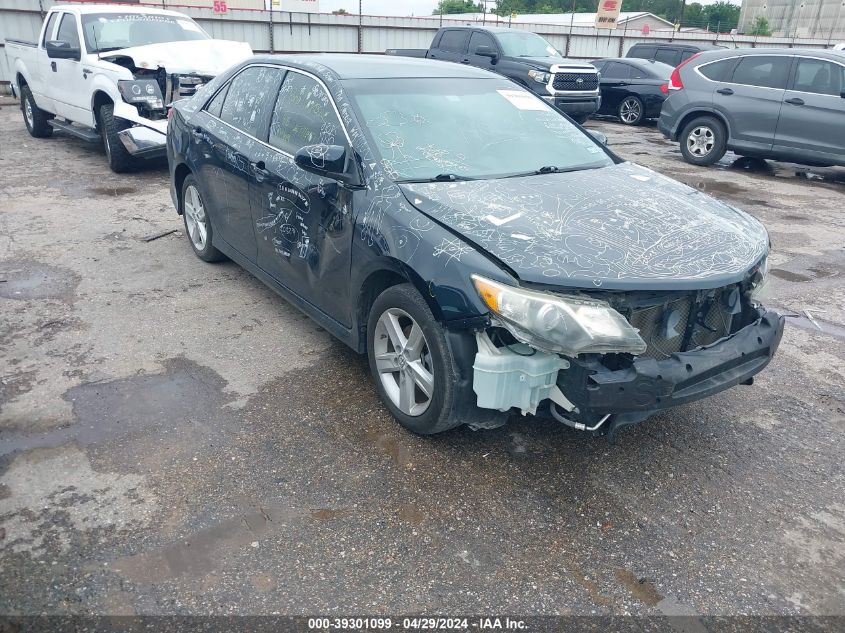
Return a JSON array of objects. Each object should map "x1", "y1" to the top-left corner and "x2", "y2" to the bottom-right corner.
[
  {"x1": 739, "y1": 0, "x2": 845, "y2": 40},
  {"x1": 444, "y1": 12, "x2": 675, "y2": 32}
]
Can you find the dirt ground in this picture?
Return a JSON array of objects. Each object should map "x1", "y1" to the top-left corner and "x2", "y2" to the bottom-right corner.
[{"x1": 1, "y1": 100, "x2": 843, "y2": 617}]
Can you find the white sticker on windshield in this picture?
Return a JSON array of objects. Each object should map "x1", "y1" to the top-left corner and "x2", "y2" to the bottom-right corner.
[
  {"x1": 177, "y1": 19, "x2": 201, "y2": 32},
  {"x1": 496, "y1": 90, "x2": 549, "y2": 111},
  {"x1": 546, "y1": 46, "x2": 558, "y2": 55}
]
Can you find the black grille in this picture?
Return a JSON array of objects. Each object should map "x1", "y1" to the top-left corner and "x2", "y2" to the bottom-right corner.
[
  {"x1": 173, "y1": 74, "x2": 213, "y2": 100},
  {"x1": 625, "y1": 289, "x2": 737, "y2": 360},
  {"x1": 553, "y1": 72, "x2": 599, "y2": 91}
]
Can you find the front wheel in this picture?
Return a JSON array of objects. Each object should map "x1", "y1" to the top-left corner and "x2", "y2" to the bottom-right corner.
[
  {"x1": 367, "y1": 284, "x2": 463, "y2": 435},
  {"x1": 570, "y1": 114, "x2": 590, "y2": 125},
  {"x1": 618, "y1": 96, "x2": 645, "y2": 125},
  {"x1": 20, "y1": 85, "x2": 53, "y2": 138},
  {"x1": 99, "y1": 103, "x2": 134, "y2": 173},
  {"x1": 679, "y1": 116, "x2": 727, "y2": 166}
]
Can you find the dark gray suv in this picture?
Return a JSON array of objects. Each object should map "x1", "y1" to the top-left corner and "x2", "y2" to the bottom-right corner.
[{"x1": 658, "y1": 48, "x2": 845, "y2": 167}]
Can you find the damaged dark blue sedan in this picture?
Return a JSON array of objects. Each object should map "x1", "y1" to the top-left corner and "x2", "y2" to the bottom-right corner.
[{"x1": 167, "y1": 54, "x2": 783, "y2": 440}]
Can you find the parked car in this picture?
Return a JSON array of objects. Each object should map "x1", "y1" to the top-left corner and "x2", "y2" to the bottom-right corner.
[
  {"x1": 5, "y1": 3, "x2": 252, "y2": 172},
  {"x1": 386, "y1": 26, "x2": 600, "y2": 123},
  {"x1": 590, "y1": 58, "x2": 673, "y2": 124},
  {"x1": 659, "y1": 48, "x2": 845, "y2": 167},
  {"x1": 167, "y1": 54, "x2": 782, "y2": 440},
  {"x1": 626, "y1": 42, "x2": 725, "y2": 68}
]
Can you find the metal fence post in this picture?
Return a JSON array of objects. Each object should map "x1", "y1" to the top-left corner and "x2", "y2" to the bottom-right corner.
[
  {"x1": 358, "y1": 0, "x2": 363, "y2": 53},
  {"x1": 269, "y1": 7, "x2": 275, "y2": 53}
]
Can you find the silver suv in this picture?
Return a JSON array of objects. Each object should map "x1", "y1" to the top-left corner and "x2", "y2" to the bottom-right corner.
[{"x1": 658, "y1": 48, "x2": 845, "y2": 167}]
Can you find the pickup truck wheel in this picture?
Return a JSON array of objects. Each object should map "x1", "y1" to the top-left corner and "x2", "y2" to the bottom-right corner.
[
  {"x1": 20, "y1": 85, "x2": 53, "y2": 138},
  {"x1": 679, "y1": 116, "x2": 727, "y2": 166},
  {"x1": 571, "y1": 114, "x2": 590, "y2": 125},
  {"x1": 181, "y1": 175, "x2": 226, "y2": 263},
  {"x1": 98, "y1": 103, "x2": 134, "y2": 173},
  {"x1": 367, "y1": 284, "x2": 463, "y2": 435},
  {"x1": 618, "y1": 96, "x2": 645, "y2": 125}
]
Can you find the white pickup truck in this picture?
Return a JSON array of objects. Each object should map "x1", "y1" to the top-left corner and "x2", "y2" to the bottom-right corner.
[{"x1": 6, "y1": 4, "x2": 252, "y2": 172}]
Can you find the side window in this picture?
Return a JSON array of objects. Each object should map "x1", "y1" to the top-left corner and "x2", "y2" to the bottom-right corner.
[
  {"x1": 681, "y1": 49, "x2": 698, "y2": 62},
  {"x1": 654, "y1": 48, "x2": 680, "y2": 67},
  {"x1": 793, "y1": 58, "x2": 844, "y2": 96},
  {"x1": 468, "y1": 31, "x2": 496, "y2": 55},
  {"x1": 205, "y1": 83, "x2": 230, "y2": 118},
  {"x1": 699, "y1": 58, "x2": 735, "y2": 82},
  {"x1": 629, "y1": 45, "x2": 655, "y2": 60},
  {"x1": 269, "y1": 72, "x2": 345, "y2": 155},
  {"x1": 629, "y1": 64, "x2": 649, "y2": 80},
  {"x1": 731, "y1": 55, "x2": 791, "y2": 89},
  {"x1": 219, "y1": 66, "x2": 284, "y2": 138},
  {"x1": 56, "y1": 14, "x2": 80, "y2": 48},
  {"x1": 438, "y1": 30, "x2": 469, "y2": 53},
  {"x1": 42, "y1": 12, "x2": 59, "y2": 46},
  {"x1": 602, "y1": 61, "x2": 631, "y2": 80}
]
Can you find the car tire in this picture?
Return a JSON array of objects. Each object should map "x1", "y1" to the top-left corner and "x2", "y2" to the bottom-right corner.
[
  {"x1": 20, "y1": 84, "x2": 53, "y2": 138},
  {"x1": 571, "y1": 114, "x2": 590, "y2": 125},
  {"x1": 679, "y1": 116, "x2": 727, "y2": 166},
  {"x1": 181, "y1": 174, "x2": 226, "y2": 263},
  {"x1": 618, "y1": 96, "x2": 645, "y2": 125},
  {"x1": 367, "y1": 283, "x2": 464, "y2": 435},
  {"x1": 99, "y1": 103, "x2": 134, "y2": 173}
]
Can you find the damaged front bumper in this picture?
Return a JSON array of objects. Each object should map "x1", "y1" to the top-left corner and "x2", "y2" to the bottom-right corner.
[
  {"x1": 472, "y1": 308, "x2": 784, "y2": 435},
  {"x1": 112, "y1": 101, "x2": 168, "y2": 159}
]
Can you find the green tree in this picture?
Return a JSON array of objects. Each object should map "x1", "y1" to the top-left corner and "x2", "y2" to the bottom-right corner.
[
  {"x1": 748, "y1": 15, "x2": 771, "y2": 36},
  {"x1": 704, "y1": 1, "x2": 740, "y2": 31},
  {"x1": 331, "y1": 8, "x2": 348, "y2": 14},
  {"x1": 433, "y1": 0, "x2": 483, "y2": 14}
]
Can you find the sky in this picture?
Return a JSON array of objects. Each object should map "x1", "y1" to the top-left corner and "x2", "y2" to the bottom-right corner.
[{"x1": 317, "y1": 0, "x2": 740, "y2": 17}]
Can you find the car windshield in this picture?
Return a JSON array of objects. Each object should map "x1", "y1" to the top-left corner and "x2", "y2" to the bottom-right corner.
[
  {"x1": 346, "y1": 78, "x2": 612, "y2": 182},
  {"x1": 496, "y1": 31, "x2": 561, "y2": 58},
  {"x1": 81, "y1": 13, "x2": 209, "y2": 53}
]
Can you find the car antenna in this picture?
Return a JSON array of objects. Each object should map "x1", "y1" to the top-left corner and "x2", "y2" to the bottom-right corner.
[{"x1": 91, "y1": 21, "x2": 102, "y2": 59}]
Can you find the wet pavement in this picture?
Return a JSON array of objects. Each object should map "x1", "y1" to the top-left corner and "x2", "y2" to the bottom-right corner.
[{"x1": 0, "y1": 104, "x2": 843, "y2": 617}]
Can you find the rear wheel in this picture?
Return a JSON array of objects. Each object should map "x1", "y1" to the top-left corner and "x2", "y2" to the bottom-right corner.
[
  {"x1": 181, "y1": 175, "x2": 226, "y2": 263},
  {"x1": 367, "y1": 284, "x2": 463, "y2": 435},
  {"x1": 99, "y1": 103, "x2": 134, "y2": 173},
  {"x1": 679, "y1": 115, "x2": 727, "y2": 166},
  {"x1": 618, "y1": 96, "x2": 644, "y2": 125},
  {"x1": 20, "y1": 84, "x2": 53, "y2": 138}
]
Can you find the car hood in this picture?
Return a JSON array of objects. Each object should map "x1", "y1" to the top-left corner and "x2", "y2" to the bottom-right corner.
[
  {"x1": 513, "y1": 56, "x2": 596, "y2": 70},
  {"x1": 102, "y1": 39, "x2": 253, "y2": 76},
  {"x1": 399, "y1": 162, "x2": 768, "y2": 291}
]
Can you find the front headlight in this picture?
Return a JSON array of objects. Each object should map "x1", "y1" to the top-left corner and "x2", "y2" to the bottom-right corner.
[
  {"x1": 117, "y1": 79, "x2": 164, "y2": 110},
  {"x1": 528, "y1": 70, "x2": 551, "y2": 84},
  {"x1": 472, "y1": 275, "x2": 646, "y2": 357},
  {"x1": 750, "y1": 255, "x2": 770, "y2": 301}
]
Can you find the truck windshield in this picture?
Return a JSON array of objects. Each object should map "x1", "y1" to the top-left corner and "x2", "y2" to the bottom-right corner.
[
  {"x1": 346, "y1": 78, "x2": 612, "y2": 182},
  {"x1": 496, "y1": 31, "x2": 561, "y2": 58},
  {"x1": 81, "y1": 13, "x2": 209, "y2": 53}
]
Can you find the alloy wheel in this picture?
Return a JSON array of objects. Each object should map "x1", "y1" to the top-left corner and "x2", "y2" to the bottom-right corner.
[
  {"x1": 687, "y1": 125, "x2": 715, "y2": 157},
  {"x1": 620, "y1": 98, "x2": 641, "y2": 124},
  {"x1": 23, "y1": 99, "x2": 34, "y2": 128},
  {"x1": 183, "y1": 184, "x2": 208, "y2": 251},
  {"x1": 373, "y1": 307, "x2": 434, "y2": 417}
]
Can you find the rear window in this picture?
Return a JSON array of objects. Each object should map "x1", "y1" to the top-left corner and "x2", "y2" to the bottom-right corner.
[
  {"x1": 698, "y1": 58, "x2": 735, "y2": 82},
  {"x1": 731, "y1": 55, "x2": 791, "y2": 89},
  {"x1": 628, "y1": 45, "x2": 656, "y2": 59},
  {"x1": 438, "y1": 30, "x2": 469, "y2": 53},
  {"x1": 603, "y1": 61, "x2": 631, "y2": 80}
]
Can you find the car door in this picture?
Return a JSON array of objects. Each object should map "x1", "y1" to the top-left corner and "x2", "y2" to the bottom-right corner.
[
  {"x1": 598, "y1": 61, "x2": 632, "y2": 114},
  {"x1": 431, "y1": 29, "x2": 469, "y2": 64},
  {"x1": 250, "y1": 70, "x2": 355, "y2": 325},
  {"x1": 31, "y1": 11, "x2": 60, "y2": 113},
  {"x1": 714, "y1": 54, "x2": 793, "y2": 152},
  {"x1": 192, "y1": 65, "x2": 284, "y2": 262},
  {"x1": 774, "y1": 56, "x2": 845, "y2": 163},
  {"x1": 49, "y1": 12, "x2": 90, "y2": 125},
  {"x1": 465, "y1": 30, "x2": 499, "y2": 70}
]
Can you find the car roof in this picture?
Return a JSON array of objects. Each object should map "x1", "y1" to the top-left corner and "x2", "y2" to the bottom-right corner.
[
  {"x1": 694, "y1": 47, "x2": 845, "y2": 62},
  {"x1": 438, "y1": 25, "x2": 525, "y2": 34},
  {"x1": 51, "y1": 3, "x2": 188, "y2": 17},
  {"x1": 630, "y1": 42, "x2": 724, "y2": 50},
  {"x1": 251, "y1": 53, "x2": 498, "y2": 80}
]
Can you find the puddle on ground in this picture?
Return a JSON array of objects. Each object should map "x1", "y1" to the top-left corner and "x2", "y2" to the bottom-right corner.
[
  {"x1": 724, "y1": 156, "x2": 776, "y2": 176},
  {"x1": 310, "y1": 508, "x2": 350, "y2": 521},
  {"x1": 0, "y1": 357, "x2": 231, "y2": 457},
  {"x1": 771, "y1": 268, "x2": 814, "y2": 283},
  {"x1": 678, "y1": 177, "x2": 745, "y2": 196},
  {"x1": 87, "y1": 186, "x2": 138, "y2": 197},
  {"x1": 0, "y1": 261, "x2": 80, "y2": 301},
  {"x1": 615, "y1": 569, "x2": 664, "y2": 607}
]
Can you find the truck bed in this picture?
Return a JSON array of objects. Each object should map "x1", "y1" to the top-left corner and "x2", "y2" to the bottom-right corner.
[{"x1": 6, "y1": 38, "x2": 37, "y2": 47}]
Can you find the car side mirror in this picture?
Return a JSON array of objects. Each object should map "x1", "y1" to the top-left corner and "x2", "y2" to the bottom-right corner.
[
  {"x1": 841, "y1": 90, "x2": 845, "y2": 99},
  {"x1": 294, "y1": 144, "x2": 359, "y2": 186},
  {"x1": 46, "y1": 40, "x2": 81, "y2": 61},
  {"x1": 587, "y1": 129, "x2": 608, "y2": 145},
  {"x1": 475, "y1": 45, "x2": 498, "y2": 62}
]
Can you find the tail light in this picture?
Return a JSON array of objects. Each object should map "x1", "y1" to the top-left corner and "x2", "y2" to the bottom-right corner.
[
  {"x1": 167, "y1": 106, "x2": 174, "y2": 120},
  {"x1": 668, "y1": 52, "x2": 702, "y2": 91},
  {"x1": 660, "y1": 83, "x2": 669, "y2": 94}
]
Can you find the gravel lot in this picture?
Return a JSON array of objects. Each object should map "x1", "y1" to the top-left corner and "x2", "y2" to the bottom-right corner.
[{"x1": 1, "y1": 100, "x2": 843, "y2": 618}]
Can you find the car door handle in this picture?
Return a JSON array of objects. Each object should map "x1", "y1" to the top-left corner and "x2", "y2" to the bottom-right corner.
[
  {"x1": 190, "y1": 127, "x2": 203, "y2": 140},
  {"x1": 785, "y1": 97, "x2": 805, "y2": 106},
  {"x1": 51, "y1": 61, "x2": 57, "y2": 72},
  {"x1": 251, "y1": 160, "x2": 271, "y2": 180},
  {"x1": 716, "y1": 88, "x2": 734, "y2": 95},
  {"x1": 460, "y1": 59, "x2": 470, "y2": 64}
]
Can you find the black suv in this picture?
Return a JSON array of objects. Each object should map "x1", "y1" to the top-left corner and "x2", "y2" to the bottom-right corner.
[{"x1": 627, "y1": 42, "x2": 725, "y2": 68}]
